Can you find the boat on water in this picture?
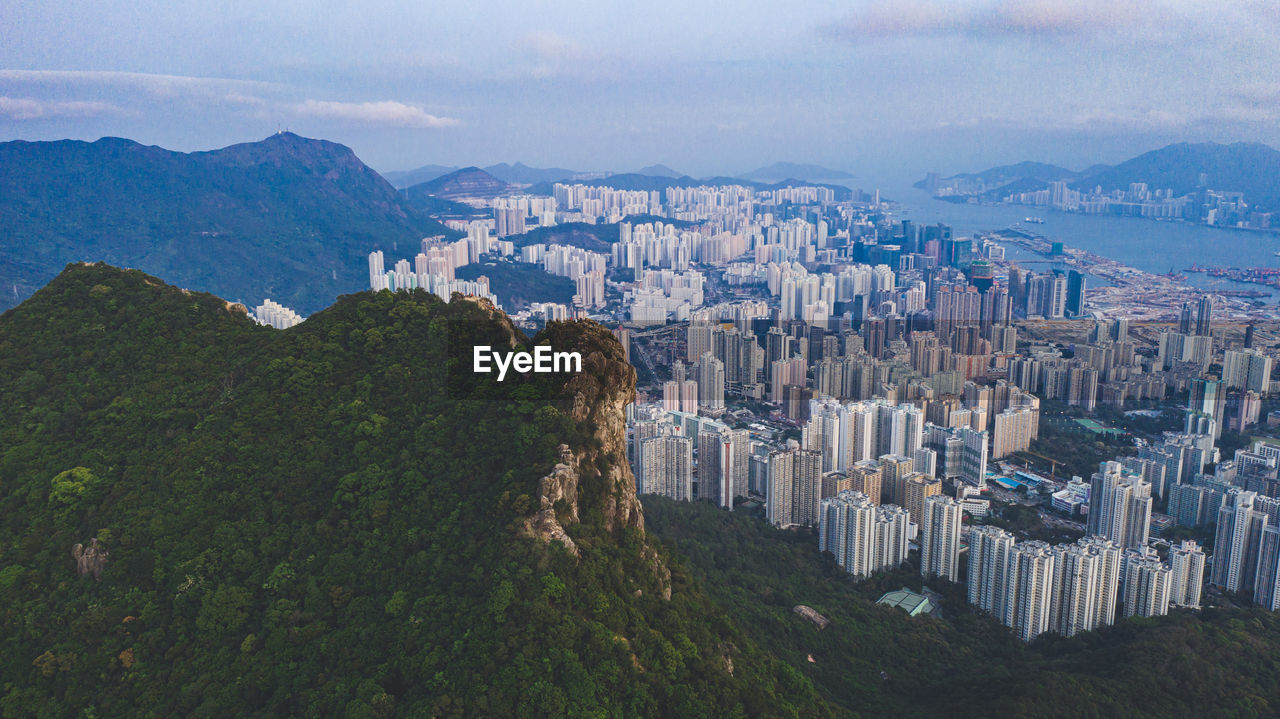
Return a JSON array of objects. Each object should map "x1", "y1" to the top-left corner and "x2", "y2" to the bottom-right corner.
[{"x1": 1024, "y1": 217, "x2": 1045, "y2": 224}]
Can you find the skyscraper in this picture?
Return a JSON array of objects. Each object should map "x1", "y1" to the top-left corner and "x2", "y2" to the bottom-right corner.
[
  {"x1": 638, "y1": 435, "x2": 693, "y2": 501},
  {"x1": 920, "y1": 495, "x2": 962, "y2": 582},
  {"x1": 1065, "y1": 269, "x2": 1086, "y2": 318},
  {"x1": 1169, "y1": 540, "x2": 1205, "y2": 610},
  {"x1": 1123, "y1": 550, "x2": 1171, "y2": 618},
  {"x1": 819, "y1": 490, "x2": 876, "y2": 577},
  {"x1": 968, "y1": 525, "x2": 1015, "y2": 617},
  {"x1": 767, "y1": 447, "x2": 822, "y2": 529},
  {"x1": 1087, "y1": 461, "x2": 1152, "y2": 550},
  {"x1": 1050, "y1": 543, "x2": 1101, "y2": 637},
  {"x1": 1195, "y1": 295, "x2": 1213, "y2": 337},
  {"x1": 696, "y1": 352, "x2": 725, "y2": 412},
  {"x1": 1006, "y1": 541, "x2": 1055, "y2": 642}
]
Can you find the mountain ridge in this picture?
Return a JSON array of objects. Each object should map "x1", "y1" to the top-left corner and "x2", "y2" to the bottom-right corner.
[
  {"x1": 920, "y1": 141, "x2": 1280, "y2": 210},
  {"x1": 0, "y1": 132, "x2": 458, "y2": 315}
]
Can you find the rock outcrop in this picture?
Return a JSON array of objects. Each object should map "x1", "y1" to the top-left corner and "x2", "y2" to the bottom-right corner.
[{"x1": 72, "y1": 538, "x2": 108, "y2": 580}]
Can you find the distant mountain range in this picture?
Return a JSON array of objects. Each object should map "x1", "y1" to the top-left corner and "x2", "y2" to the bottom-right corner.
[
  {"x1": 739, "y1": 162, "x2": 855, "y2": 181},
  {"x1": 384, "y1": 160, "x2": 857, "y2": 190},
  {"x1": 0, "y1": 132, "x2": 457, "y2": 314},
  {"x1": 920, "y1": 142, "x2": 1280, "y2": 211},
  {"x1": 407, "y1": 166, "x2": 511, "y2": 201},
  {"x1": 382, "y1": 162, "x2": 581, "y2": 188},
  {"x1": 633, "y1": 164, "x2": 683, "y2": 178}
]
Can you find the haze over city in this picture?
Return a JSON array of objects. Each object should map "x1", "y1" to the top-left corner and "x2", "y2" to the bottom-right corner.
[{"x1": 4, "y1": 0, "x2": 1280, "y2": 182}]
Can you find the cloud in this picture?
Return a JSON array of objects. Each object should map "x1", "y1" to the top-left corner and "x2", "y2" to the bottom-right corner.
[
  {"x1": 292, "y1": 99, "x2": 458, "y2": 128},
  {"x1": 524, "y1": 31, "x2": 581, "y2": 62},
  {"x1": 0, "y1": 96, "x2": 129, "y2": 120},
  {"x1": 822, "y1": 0, "x2": 1174, "y2": 41},
  {"x1": 0, "y1": 69, "x2": 277, "y2": 97}
]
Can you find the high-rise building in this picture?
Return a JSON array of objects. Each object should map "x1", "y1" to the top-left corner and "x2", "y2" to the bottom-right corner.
[
  {"x1": 1050, "y1": 543, "x2": 1102, "y2": 637},
  {"x1": 767, "y1": 447, "x2": 822, "y2": 529},
  {"x1": 920, "y1": 495, "x2": 962, "y2": 582},
  {"x1": 818, "y1": 490, "x2": 911, "y2": 579},
  {"x1": 819, "y1": 490, "x2": 876, "y2": 577},
  {"x1": 992, "y1": 407, "x2": 1037, "y2": 459},
  {"x1": 1077, "y1": 536, "x2": 1122, "y2": 627},
  {"x1": 1223, "y1": 349, "x2": 1273, "y2": 395},
  {"x1": 1195, "y1": 295, "x2": 1213, "y2": 337},
  {"x1": 1087, "y1": 461, "x2": 1152, "y2": 550},
  {"x1": 849, "y1": 460, "x2": 883, "y2": 505},
  {"x1": 904, "y1": 474, "x2": 942, "y2": 527},
  {"x1": 1123, "y1": 550, "x2": 1171, "y2": 617},
  {"x1": 1005, "y1": 541, "x2": 1055, "y2": 642},
  {"x1": 638, "y1": 435, "x2": 693, "y2": 501},
  {"x1": 1211, "y1": 489, "x2": 1269, "y2": 593},
  {"x1": 1169, "y1": 540, "x2": 1205, "y2": 610},
  {"x1": 1065, "y1": 269, "x2": 1087, "y2": 318},
  {"x1": 695, "y1": 352, "x2": 725, "y2": 412},
  {"x1": 968, "y1": 525, "x2": 1015, "y2": 617},
  {"x1": 873, "y1": 504, "x2": 912, "y2": 573}
]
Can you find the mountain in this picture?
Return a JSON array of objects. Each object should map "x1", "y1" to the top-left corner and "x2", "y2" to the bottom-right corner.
[
  {"x1": 482, "y1": 162, "x2": 580, "y2": 185},
  {"x1": 454, "y1": 261, "x2": 576, "y2": 308},
  {"x1": 633, "y1": 164, "x2": 683, "y2": 178},
  {"x1": 380, "y1": 163, "x2": 459, "y2": 189},
  {"x1": 920, "y1": 142, "x2": 1280, "y2": 211},
  {"x1": 526, "y1": 174, "x2": 853, "y2": 201},
  {"x1": 740, "y1": 162, "x2": 855, "y2": 181},
  {"x1": 408, "y1": 166, "x2": 511, "y2": 201},
  {"x1": 1073, "y1": 141, "x2": 1280, "y2": 210},
  {"x1": 383, "y1": 162, "x2": 581, "y2": 189},
  {"x1": 0, "y1": 263, "x2": 825, "y2": 717},
  {"x1": 0, "y1": 132, "x2": 457, "y2": 315}
]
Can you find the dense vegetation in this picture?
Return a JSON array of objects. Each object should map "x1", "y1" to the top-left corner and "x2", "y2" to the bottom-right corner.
[
  {"x1": 0, "y1": 264, "x2": 822, "y2": 718},
  {"x1": 645, "y1": 496, "x2": 1280, "y2": 718},
  {"x1": 0, "y1": 133, "x2": 458, "y2": 314}
]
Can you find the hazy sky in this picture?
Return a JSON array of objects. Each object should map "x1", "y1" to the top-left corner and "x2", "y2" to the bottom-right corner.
[{"x1": 3, "y1": 1, "x2": 1279, "y2": 184}]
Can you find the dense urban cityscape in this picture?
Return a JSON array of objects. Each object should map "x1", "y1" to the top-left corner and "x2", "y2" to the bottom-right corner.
[
  {"x1": 248, "y1": 172, "x2": 1279, "y2": 645},
  {"x1": 9, "y1": 2, "x2": 1280, "y2": 715}
]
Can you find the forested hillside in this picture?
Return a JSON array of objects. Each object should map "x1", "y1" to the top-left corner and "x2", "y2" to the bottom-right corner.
[
  {"x1": 645, "y1": 497, "x2": 1280, "y2": 718},
  {"x1": 0, "y1": 263, "x2": 823, "y2": 718}
]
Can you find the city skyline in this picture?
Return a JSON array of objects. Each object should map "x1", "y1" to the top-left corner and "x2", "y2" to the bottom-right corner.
[{"x1": 4, "y1": 1, "x2": 1280, "y2": 183}]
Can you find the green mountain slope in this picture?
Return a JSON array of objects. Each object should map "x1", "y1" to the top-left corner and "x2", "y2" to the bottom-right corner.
[
  {"x1": 0, "y1": 133, "x2": 459, "y2": 315},
  {"x1": 0, "y1": 263, "x2": 825, "y2": 718},
  {"x1": 645, "y1": 496, "x2": 1280, "y2": 718}
]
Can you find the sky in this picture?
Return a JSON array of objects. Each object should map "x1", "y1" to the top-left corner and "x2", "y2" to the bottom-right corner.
[{"x1": 3, "y1": 0, "x2": 1280, "y2": 186}]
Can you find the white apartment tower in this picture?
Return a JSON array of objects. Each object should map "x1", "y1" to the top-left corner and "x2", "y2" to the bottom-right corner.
[{"x1": 920, "y1": 495, "x2": 963, "y2": 582}]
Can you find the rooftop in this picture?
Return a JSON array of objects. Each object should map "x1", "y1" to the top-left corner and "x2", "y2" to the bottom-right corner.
[{"x1": 876, "y1": 588, "x2": 934, "y2": 617}]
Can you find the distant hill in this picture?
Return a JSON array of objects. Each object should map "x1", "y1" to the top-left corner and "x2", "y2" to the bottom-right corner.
[
  {"x1": 455, "y1": 261, "x2": 576, "y2": 308},
  {"x1": 1075, "y1": 141, "x2": 1280, "y2": 210},
  {"x1": 483, "y1": 162, "x2": 580, "y2": 185},
  {"x1": 381, "y1": 163, "x2": 458, "y2": 189},
  {"x1": 922, "y1": 160, "x2": 1079, "y2": 187},
  {"x1": 508, "y1": 222, "x2": 620, "y2": 253},
  {"x1": 741, "y1": 162, "x2": 855, "y2": 181},
  {"x1": 384, "y1": 162, "x2": 581, "y2": 189},
  {"x1": 409, "y1": 166, "x2": 510, "y2": 201},
  {"x1": 0, "y1": 132, "x2": 457, "y2": 314},
  {"x1": 633, "y1": 164, "x2": 683, "y2": 178},
  {"x1": 920, "y1": 142, "x2": 1280, "y2": 210},
  {"x1": 400, "y1": 184, "x2": 488, "y2": 219}
]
